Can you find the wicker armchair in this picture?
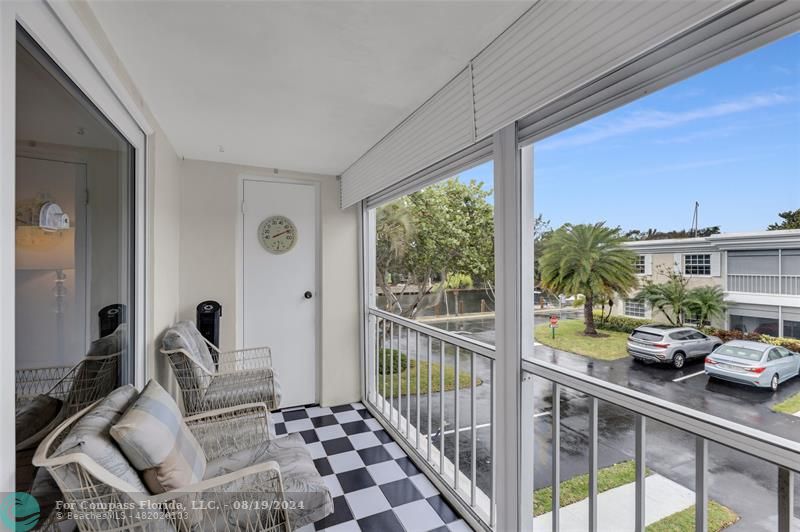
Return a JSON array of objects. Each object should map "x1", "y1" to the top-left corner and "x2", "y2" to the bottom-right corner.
[
  {"x1": 16, "y1": 326, "x2": 124, "y2": 452},
  {"x1": 34, "y1": 390, "x2": 332, "y2": 531},
  {"x1": 161, "y1": 321, "x2": 281, "y2": 415}
]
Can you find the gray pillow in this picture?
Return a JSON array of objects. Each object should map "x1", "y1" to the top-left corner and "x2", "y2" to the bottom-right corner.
[
  {"x1": 111, "y1": 380, "x2": 206, "y2": 494},
  {"x1": 16, "y1": 395, "x2": 62, "y2": 443},
  {"x1": 53, "y1": 385, "x2": 149, "y2": 494}
]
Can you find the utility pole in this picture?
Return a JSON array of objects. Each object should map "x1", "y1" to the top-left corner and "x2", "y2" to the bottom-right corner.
[{"x1": 691, "y1": 201, "x2": 699, "y2": 237}]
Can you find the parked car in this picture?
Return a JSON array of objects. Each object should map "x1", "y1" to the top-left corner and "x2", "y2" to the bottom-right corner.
[
  {"x1": 627, "y1": 325, "x2": 722, "y2": 368},
  {"x1": 705, "y1": 340, "x2": 800, "y2": 391}
]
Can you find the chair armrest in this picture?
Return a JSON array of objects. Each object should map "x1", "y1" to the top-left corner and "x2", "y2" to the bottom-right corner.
[
  {"x1": 146, "y1": 461, "x2": 289, "y2": 531},
  {"x1": 15, "y1": 365, "x2": 73, "y2": 403},
  {"x1": 185, "y1": 403, "x2": 273, "y2": 460}
]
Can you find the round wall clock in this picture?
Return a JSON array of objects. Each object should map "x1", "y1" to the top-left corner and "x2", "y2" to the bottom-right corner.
[{"x1": 258, "y1": 215, "x2": 297, "y2": 254}]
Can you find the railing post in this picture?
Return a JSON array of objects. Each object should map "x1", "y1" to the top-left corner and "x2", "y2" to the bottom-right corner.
[
  {"x1": 440, "y1": 340, "x2": 445, "y2": 475},
  {"x1": 551, "y1": 382, "x2": 560, "y2": 532},
  {"x1": 635, "y1": 415, "x2": 646, "y2": 532},
  {"x1": 779, "y1": 467, "x2": 794, "y2": 532},
  {"x1": 416, "y1": 330, "x2": 420, "y2": 451},
  {"x1": 454, "y1": 346, "x2": 460, "y2": 491},
  {"x1": 589, "y1": 397, "x2": 598, "y2": 532},
  {"x1": 471, "y1": 351, "x2": 477, "y2": 506},
  {"x1": 695, "y1": 437, "x2": 707, "y2": 532}
]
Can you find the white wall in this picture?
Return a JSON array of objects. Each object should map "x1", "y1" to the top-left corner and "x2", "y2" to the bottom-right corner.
[
  {"x1": 178, "y1": 159, "x2": 361, "y2": 406},
  {"x1": 148, "y1": 124, "x2": 182, "y2": 395},
  {"x1": 68, "y1": 1, "x2": 184, "y2": 394}
]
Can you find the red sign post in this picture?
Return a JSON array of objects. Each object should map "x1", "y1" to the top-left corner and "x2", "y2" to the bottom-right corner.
[{"x1": 549, "y1": 315, "x2": 559, "y2": 338}]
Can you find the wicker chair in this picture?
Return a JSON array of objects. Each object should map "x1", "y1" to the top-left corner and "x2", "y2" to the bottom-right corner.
[
  {"x1": 160, "y1": 321, "x2": 281, "y2": 415},
  {"x1": 16, "y1": 327, "x2": 124, "y2": 452},
  {"x1": 34, "y1": 387, "x2": 332, "y2": 531}
]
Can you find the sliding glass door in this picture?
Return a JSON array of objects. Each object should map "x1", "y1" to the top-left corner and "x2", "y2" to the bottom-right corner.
[{"x1": 14, "y1": 27, "x2": 137, "y2": 500}]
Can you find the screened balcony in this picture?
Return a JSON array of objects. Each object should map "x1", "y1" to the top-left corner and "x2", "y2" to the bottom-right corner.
[{"x1": 3, "y1": 2, "x2": 800, "y2": 532}]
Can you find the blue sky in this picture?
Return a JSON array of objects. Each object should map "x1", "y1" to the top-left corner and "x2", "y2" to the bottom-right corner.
[{"x1": 458, "y1": 32, "x2": 799, "y2": 233}]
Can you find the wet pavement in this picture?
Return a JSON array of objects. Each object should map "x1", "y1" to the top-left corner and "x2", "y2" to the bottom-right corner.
[{"x1": 378, "y1": 314, "x2": 800, "y2": 529}]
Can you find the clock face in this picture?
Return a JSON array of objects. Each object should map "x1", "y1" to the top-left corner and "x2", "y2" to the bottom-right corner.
[{"x1": 258, "y1": 215, "x2": 297, "y2": 254}]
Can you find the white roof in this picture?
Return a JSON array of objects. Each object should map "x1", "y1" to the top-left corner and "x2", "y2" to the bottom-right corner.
[{"x1": 623, "y1": 229, "x2": 800, "y2": 253}]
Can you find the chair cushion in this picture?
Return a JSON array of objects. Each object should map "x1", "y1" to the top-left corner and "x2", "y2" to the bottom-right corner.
[
  {"x1": 162, "y1": 321, "x2": 215, "y2": 374},
  {"x1": 204, "y1": 433, "x2": 333, "y2": 528},
  {"x1": 111, "y1": 380, "x2": 206, "y2": 494},
  {"x1": 16, "y1": 394, "x2": 62, "y2": 443},
  {"x1": 202, "y1": 369, "x2": 282, "y2": 411},
  {"x1": 53, "y1": 385, "x2": 149, "y2": 494},
  {"x1": 86, "y1": 324, "x2": 126, "y2": 357}
]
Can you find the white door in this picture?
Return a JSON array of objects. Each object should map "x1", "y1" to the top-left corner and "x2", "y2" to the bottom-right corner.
[
  {"x1": 15, "y1": 156, "x2": 88, "y2": 370},
  {"x1": 242, "y1": 179, "x2": 318, "y2": 407}
]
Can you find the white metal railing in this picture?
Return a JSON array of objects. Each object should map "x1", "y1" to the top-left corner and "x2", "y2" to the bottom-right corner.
[
  {"x1": 727, "y1": 273, "x2": 800, "y2": 295},
  {"x1": 522, "y1": 357, "x2": 800, "y2": 532},
  {"x1": 366, "y1": 307, "x2": 496, "y2": 529}
]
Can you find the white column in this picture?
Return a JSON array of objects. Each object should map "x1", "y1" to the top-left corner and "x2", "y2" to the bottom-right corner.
[{"x1": 493, "y1": 123, "x2": 533, "y2": 531}]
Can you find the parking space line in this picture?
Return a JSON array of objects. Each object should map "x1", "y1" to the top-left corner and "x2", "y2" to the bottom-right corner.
[
  {"x1": 533, "y1": 410, "x2": 551, "y2": 418},
  {"x1": 441, "y1": 422, "x2": 492, "y2": 436},
  {"x1": 673, "y1": 370, "x2": 706, "y2": 383}
]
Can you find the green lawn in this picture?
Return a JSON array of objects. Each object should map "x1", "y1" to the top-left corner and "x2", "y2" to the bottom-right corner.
[
  {"x1": 533, "y1": 460, "x2": 649, "y2": 516},
  {"x1": 535, "y1": 319, "x2": 629, "y2": 361},
  {"x1": 772, "y1": 392, "x2": 800, "y2": 414},
  {"x1": 379, "y1": 359, "x2": 478, "y2": 395},
  {"x1": 646, "y1": 501, "x2": 739, "y2": 531}
]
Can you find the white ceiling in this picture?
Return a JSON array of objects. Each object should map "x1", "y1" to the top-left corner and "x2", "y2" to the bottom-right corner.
[
  {"x1": 17, "y1": 41, "x2": 123, "y2": 151},
  {"x1": 89, "y1": 1, "x2": 531, "y2": 176}
]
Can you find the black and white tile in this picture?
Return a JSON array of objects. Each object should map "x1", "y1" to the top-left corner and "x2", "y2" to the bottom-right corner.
[{"x1": 272, "y1": 402, "x2": 471, "y2": 532}]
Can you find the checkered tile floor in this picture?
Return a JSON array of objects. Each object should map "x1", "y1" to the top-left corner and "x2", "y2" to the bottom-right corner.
[{"x1": 272, "y1": 402, "x2": 471, "y2": 532}]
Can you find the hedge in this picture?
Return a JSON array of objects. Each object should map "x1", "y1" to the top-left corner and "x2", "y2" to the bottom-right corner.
[
  {"x1": 377, "y1": 348, "x2": 408, "y2": 374},
  {"x1": 699, "y1": 327, "x2": 800, "y2": 353},
  {"x1": 591, "y1": 311, "x2": 651, "y2": 334},
  {"x1": 591, "y1": 311, "x2": 800, "y2": 352}
]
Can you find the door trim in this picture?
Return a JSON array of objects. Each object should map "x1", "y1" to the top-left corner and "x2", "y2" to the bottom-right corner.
[
  {"x1": 235, "y1": 174, "x2": 322, "y2": 404},
  {"x1": 1, "y1": 0, "x2": 148, "y2": 491}
]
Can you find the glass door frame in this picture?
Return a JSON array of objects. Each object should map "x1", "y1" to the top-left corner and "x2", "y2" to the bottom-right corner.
[{"x1": 0, "y1": 0, "x2": 151, "y2": 489}]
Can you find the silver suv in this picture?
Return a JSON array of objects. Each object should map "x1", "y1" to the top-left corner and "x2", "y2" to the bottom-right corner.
[{"x1": 627, "y1": 325, "x2": 722, "y2": 368}]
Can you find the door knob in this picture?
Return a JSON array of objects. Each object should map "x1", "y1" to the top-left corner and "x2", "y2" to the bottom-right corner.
[{"x1": 304, "y1": 291, "x2": 313, "y2": 299}]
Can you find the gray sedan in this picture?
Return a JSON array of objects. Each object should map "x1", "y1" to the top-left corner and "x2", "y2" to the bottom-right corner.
[
  {"x1": 705, "y1": 340, "x2": 800, "y2": 391},
  {"x1": 627, "y1": 325, "x2": 722, "y2": 368}
]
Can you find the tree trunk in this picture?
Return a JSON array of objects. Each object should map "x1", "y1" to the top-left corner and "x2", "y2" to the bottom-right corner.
[{"x1": 583, "y1": 295, "x2": 597, "y2": 335}]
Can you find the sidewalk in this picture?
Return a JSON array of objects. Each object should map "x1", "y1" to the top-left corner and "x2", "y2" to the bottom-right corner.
[{"x1": 533, "y1": 474, "x2": 694, "y2": 532}]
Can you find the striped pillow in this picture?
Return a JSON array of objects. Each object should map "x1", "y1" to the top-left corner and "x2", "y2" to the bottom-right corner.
[{"x1": 110, "y1": 379, "x2": 206, "y2": 493}]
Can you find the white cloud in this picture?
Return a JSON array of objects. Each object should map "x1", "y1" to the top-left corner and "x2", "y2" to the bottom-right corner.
[{"x1": 537, "y1": 91, "x2": 793, "y2": 151}]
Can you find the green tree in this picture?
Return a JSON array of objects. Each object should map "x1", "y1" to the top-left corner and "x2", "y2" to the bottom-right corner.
[
  {"x1": 375, "y1": 201, "x2": 414, "y2": 312},
  {"x1": 375, "y1": 178, "x2": 494, "y2": 318},
  {"x1": 767, "y1": 209, "x2": 800, "y2": 230},
  {"x1": 637, "y1": 269, "x2": 692, "y2": 326},
  {"x1": 539, "y1": 223, "x2": 638, "y2": 335},
  {"x1": 686, "y1": 285, "x2": 727, "y2": 326}
]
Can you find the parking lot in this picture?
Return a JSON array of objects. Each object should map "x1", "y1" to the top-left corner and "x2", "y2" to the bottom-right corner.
[{"x1": 421, "y1": 315, "x2": 800, "y2": 529}]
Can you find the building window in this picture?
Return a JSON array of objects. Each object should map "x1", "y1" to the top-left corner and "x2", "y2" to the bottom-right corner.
[
  {"x1": 730, "y1": 314, "x2": 779, "y2": 336},
  {"x1": 783, "y1": 320, "x2": 800, "y2": 340},
  {"x1": 685, "y1": 254, "x2": 711, "y2": 276},
  {"x1": 624, "y1": 299, "x2": 646, "y2": 318},
  {"x1": 634, "y1": 255, "x2": 646, "y2": 274}
]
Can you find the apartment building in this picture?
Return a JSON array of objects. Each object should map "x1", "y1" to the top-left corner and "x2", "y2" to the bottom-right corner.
[{"x1": 615, "y1": 229, "x2": 800, "y2": 339}]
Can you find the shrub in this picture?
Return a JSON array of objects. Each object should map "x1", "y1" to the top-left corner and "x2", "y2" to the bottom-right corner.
[
  {"x1": 592, "y1": 311, "x2": 651, "y2": 334},
  {"x1": 700, "y1": 327, "x2": 800, "y2": 353},
  {"x1": 377, "y1": 348, "x2": 410, "y2": 374}
]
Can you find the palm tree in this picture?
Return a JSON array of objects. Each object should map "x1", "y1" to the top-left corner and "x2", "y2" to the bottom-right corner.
[
  {"x1": 638, "y1": 270, "x2": 690, "y2": 326},
  {"x1": 686, "y1": 285, "x2": 726, "y2": 326},
  {"x1": 539, "y1": 223, "x2": 638, "y2": 335}
]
